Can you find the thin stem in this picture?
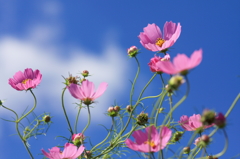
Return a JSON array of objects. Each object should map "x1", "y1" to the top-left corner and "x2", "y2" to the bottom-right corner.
[
  {"x1": 192, "y1": 147, "x2": 202, "y2": 158},
  {"x1": 91, "y1": 118, "x2": 114, "y2": 152},
  {"x1": 137, "y1": 73, "x2": 157, "y2": 101},
  {"x1": 17, "y1": 89, "x2": 37, "y2": 122},
  {"x1": 1, "y1": 105, "x2": 19, "y2": 119},
  {"x1": 61, "y1": 87, "x2": 74, "y2": 135},
  {"x1": 130, "y1": 57, "x2": 140, "y2": 106},
  {"x1": 74, "y1": 101, "x2": 82, "y2": 134},
  {"x1": 161, "y1": 75, "x2": 190, "y2": 126},
  {"x1": 153, "y1": 91, "x2": 167, "y2": 126},
  {"x1": 167, "y1": 95, "x2": 173, "y2": 125},
  {"x1": 225, "y1": 93, "x2": 240, "y2": 117},
  {"x1": 81, "y1": 105, "x2": 91, "y2": 135},
  {"x1": 214, "y1": 129, "x2": 228, "y2": 158}
]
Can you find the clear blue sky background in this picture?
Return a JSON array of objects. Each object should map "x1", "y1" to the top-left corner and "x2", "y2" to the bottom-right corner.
[{"x1": 0, "y1": 1, "x2": 239, "y2": 159}]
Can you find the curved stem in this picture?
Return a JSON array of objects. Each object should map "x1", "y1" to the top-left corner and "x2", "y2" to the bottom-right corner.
[
  {"x1": 130, "y1": 57, "x2": 140, "y2": 106},
  {"x1": 161, "y1": 75, "x2": 190, "y2": 126},
  {"x1": 91, "y1": 117, "x2": 114, "y2": 152},
  {"x1": 137, "y1": 73, "x2": 157, "y2": 101},
  {"x1": 74, "y1": 101, "x2": 82, "y2": 134},
  {"x1": 81, "y1": 105, "x2": 91, "y2": 135},
  {"x1": 214, "y1": 129, "x2": 228, "y2": 158},
  {"x1": 167, "y1": 95, "x2": 173, "y2": 125},
  {"x1": 17, "y1": 89, "x2": 37, "y2": 122},
  {"x1": 61, "y1": 87, "x2": 74, "y2": 135},
  {"x1": 1, "y1": 105, "x2": 19, "y2": 119}
]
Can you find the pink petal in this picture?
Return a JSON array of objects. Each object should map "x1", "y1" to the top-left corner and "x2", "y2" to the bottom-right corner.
[
  {"x1": 157, "y1": 61, "x2": 177, "y2": 74},
  {"x1": 173, "y1": 54, "x2": 190, "y2": 72},
  {"x1": 132, "y1": 129, "x2": 148, "y2": 144},
  {"x1": 24, "y1": 68, "x2": 35, "y2": 79},
  {"x1": 81, "y1": 80, "x2": 95, "y2": 98},
  {"x1": 68, "y1": 84, "x2": 84, "y2": 100},
  {"x1": 125, "y1": 139, "x2": 139, "y2": 151},
  {"x1": 145, "y1": 125, "x2": 159, "y2": 141},
  {"x1": 143, "y1": 23, "x2": 162, "y2": 43},
  {"x1": 71, "y1": 145, "x2": 85, "y2": 158},
  {"x1": 189, "y1": 49, "x2": 203, "y2": 69},
  {"x1": 61, "y1": 143, "x2": 78, "y2": 158},
  {"x1": 163, "y1": 21, "x2": 177, "y2": 40},
  {"x1": 92, "y1": 82, "x2": 108, "y2": 100},
  {"x1": 159, "y1": 126, "x2": 172, "y2": 149}
]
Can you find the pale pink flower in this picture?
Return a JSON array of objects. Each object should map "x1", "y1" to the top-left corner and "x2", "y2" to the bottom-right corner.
[
  {"x1": 68, "y1": 80, "x2": 108, "y2": 105},
  {"x1": 179, "y1": 114, "x2": 214, "y2": 131},
  {"x1": 125, "y1": 125, "x2": 172, "y2": 152},
  {"x1": 148, "y1": 54, "x2": 170, "y2": 73},
  {"x1": 138, "y1": 21, "x2": 181, "y2": 52},
  {"x1": 8, "y1": 68, "x2": 42, "y2": 91},
  {"x1": 194, "y1": 137, "x2": 201, "y2": 146},
  {"x1": 42, "y1": 143, "x2": 85, "y2": 159},
  {"x1": 157, "y1": 49, "x2": 203, "y2": 75}
]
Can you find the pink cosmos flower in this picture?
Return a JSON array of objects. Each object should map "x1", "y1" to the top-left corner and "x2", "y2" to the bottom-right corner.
[
  {"x1": 8, "y1": 68, "x2": 42, "y2": 91},
  {"x1": 179, "y1": 114, "x2": 214, "y2": 131},
  {"x1": 125, "y1": 125, "x2": 172, "y2": 152},
  {"x1": 157, "y1": 49, "x2": 203, "y2": 75},
  {"x1": 42, "y1": 143, "x2": 85, "y2": 159},
  {"x1": 68, "y1": 80, "x2": 108, "y2": 105},
  {"x1": 138, "y1": 21, "x2": 181, "y2": 52},
  {"x1": 148, "y1": 54, "x2": 170, "y2": 72}
]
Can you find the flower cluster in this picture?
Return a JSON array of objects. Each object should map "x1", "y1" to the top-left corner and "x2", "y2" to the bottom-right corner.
[{"x1": 2, "y1": 20, "x2": 235, "y2": 159}]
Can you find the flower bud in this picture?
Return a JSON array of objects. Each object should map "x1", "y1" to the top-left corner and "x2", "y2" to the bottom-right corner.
[
  {"x1": 136, "y1": 112, "x2": 148, "y2": 126},
  {"x1": 126, "y1": 105, "x2": 132, "y2": 113},
  {"x1": 72, "y1": 133, "x2": 85, "y2": 146},
  {"x1": 201, "y1": 109, "x2": 216, "y2": 126},
  {"x1": 207, "y1": 156, "x2": 218, "y2": 159},
  {"x1": 113, "y1": 106, "x2": 120, "y2": 112},
  {"x1": 82, "y1": 70, "x2": 89, "y2": 77},
  {"x1": 107, "y1": 106, "x2": 118, "y2": 117},
  {"x1": 171, "y1": 131, "x2": 184, "y2": 143},
  {"x1": 84, "y1": 151, "x2": 92, "y2": 158},
  {"x1": 42, "y1": 115, "x2": 51, "y2": 123},
  {"x1": 201, "y1": 135, "x2": 210, "y2": 143},
  {"x1": 183, "y1": 146, "x2": 190, "y2": 154},
  {"x1": 214, "y1": 113, "x2": 226, "y2": 128},
  {"x1": 168, "y1": 75, "x2": 185, "y2": 90},
  {"x1": 64, "y1": 74, "x2": 79, "y2": 86},
  {"x1": 195, "y1": 135, "x2": 211, "y2": 147},
  {"x1": 127, "y1": 46, "x2": 139, "y2": 58}
]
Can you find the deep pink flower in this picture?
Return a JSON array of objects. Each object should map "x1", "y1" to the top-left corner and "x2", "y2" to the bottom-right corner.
[
  {"x1": 157, "y1": 49, "x2": 203, "y2": 75},
  {"x1": 8, "y1": 68, "x2": 42, "y2": 91},
  {"x1": 179, "y1": 114, "x2": 213, "y2": 131},
  {"x1": 68, "y1": 80, "x2": 108, "y2": 105},
  {"x1": 148, "y1": 54, "x2": 170, "y2": 73},
  {"x1": 125, "y1": 125, "x2": 172, "y2": 152},
  {"x1": 42, "y1": 143, "x2": 85, "y2": 159},
  {"x1": 214, "y1": 113, "x2": 226, "y2": 128},
  {"x1": 138, "y1": 21, "x2": 181, "y2": 52}
]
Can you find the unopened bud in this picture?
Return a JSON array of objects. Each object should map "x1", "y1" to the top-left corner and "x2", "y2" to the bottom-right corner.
[
  {"x1": 43, "y1": 115, "x2": 51, "y2": 123},
  {"x1": 214, "y1": 113, "x2": 226, "y2": 128},
  {"x1": 126, "y1": 105, "x2": 132, "y2": 112},
  {"x1": 201, "y1": 109, "x2": 216, "y2": 126},
  {"x1": 107, "y1": 106, "x2": 118, "y2": 117},
  {"x1": 168, "y1": 75, "x2": 185, "y2": 90},
  {"x1": 127, "y1": 46, "x2": 139, "y2": 58},
  {"x1": 183, "y1": 147, "x2": 190, "y2": 154},
  {"x1": 82, "y1": 70, "x2": 89, "y2": 77},
  {"x1": 136, "y1": 112, "x2": 148, "y2": 126},
  {"x1": 84, "y1": 151, "x2": 92, "y2": 158},
  {"x1": 113, "y1": 106, "x2": 120, "y2": 112},
  {"x1": 72, "y1": 133, "x2": 85, "y2": 146},
  {"x1": 171, "y1": 131, "x2": 184, "y2": 143}
]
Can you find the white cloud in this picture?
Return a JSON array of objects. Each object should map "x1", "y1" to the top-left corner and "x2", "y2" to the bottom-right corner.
[{"x1": 0, "y1": 32, "x2": 130, "y2": 125}]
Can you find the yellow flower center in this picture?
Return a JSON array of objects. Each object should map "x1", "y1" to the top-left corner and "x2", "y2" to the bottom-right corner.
[
  {"x1": 144, "y1": 140, "x2": 157, "y2": 149},
  {"x1": 22, "y1": 79, "x2": 32, "y2": 84},
  {"x1": 155, "y1": 38, "x2": 165, "y2": 47}
]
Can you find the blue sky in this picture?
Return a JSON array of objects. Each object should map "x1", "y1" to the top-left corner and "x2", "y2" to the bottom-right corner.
[{"x1": 0, "y1": 1, "x2": 239, "y2": 158}]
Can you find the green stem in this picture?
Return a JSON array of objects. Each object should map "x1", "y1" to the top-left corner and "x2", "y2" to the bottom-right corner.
[
  {"x1": 209, "y1": 93, "x2": 240, "y2": 137},
  {"x1": 74, "y1": 101, "x2": 82, "y2": 134},
  {"x1": 130, "y1": 57, "x2": 140, "y2": 106},
  {"x1": 153, "y1": 91, "x2": 167, "y2": 126},
  {"x1": 161, "y1": 76, "x2": 190, "y2": 126},
  {"x1": 214, "y1": 129, "x2": 228, "y2": 158},
  {"x1": 192, "y1": 147, "x2": 202, "y2": 158},
  {"x1": 91, "y1": 118, "x2": 114, "y2": 152},
  {"x1": 81, "y1": 105, "x2": 91, "y2": 135},
  {"x1": 137, "y1": 73, "x2": 157, "y2": 101},
  {"x1": 17, "y1": 89, "x2": 37, "y2": 122},
  {"x1": 167, "y1": 95, "x2": 173, "y2": 125},
  {"x1": 1, "y1": 105, "x2": 19, "y2": 119},
  {"x1": 61, "y1": 87, "x2": 74, "y2": 135}
]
